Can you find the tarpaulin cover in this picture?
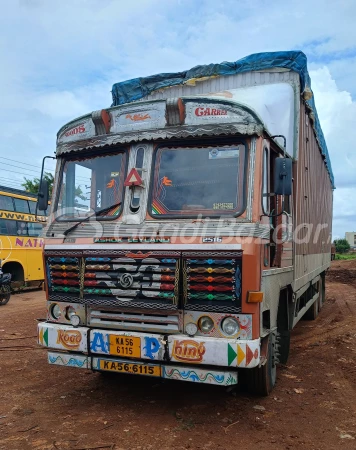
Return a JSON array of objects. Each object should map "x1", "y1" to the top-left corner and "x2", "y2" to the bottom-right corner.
[{"x1": 111, "y1": 51, "x2": 334, "y2": 187}]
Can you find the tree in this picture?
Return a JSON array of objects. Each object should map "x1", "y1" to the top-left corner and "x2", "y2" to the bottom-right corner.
[
  {"x1": 22, "y1": 172, "x2": 54, "y2": 196},
  {"x1": 22, "y1": 173, "x2": 86, "y2": 201},
  {"x1": 334, "y1": 238, "x2": 350, "y2": 254}
]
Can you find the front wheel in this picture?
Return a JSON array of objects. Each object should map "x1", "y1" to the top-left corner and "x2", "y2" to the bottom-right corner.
[
  {"x1": 0, "y1": 284, "x2": 11, "y2": 306},
  {"x1": 247, "y1": 332, "x2": 277, "y2": 396}
]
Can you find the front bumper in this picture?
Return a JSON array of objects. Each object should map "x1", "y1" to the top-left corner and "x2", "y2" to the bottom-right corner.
[{"x1": 38, "y1": 322, "x2": 261, "y2": 386}]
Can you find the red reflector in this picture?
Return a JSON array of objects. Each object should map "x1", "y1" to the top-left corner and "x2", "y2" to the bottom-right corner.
[{"x1": 124, "y1": 168, "x2": 143, "y2": 187}]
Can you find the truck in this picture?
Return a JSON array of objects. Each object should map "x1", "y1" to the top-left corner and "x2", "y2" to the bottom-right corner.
[{"x1": 37, "y1": 51, "x2": 333, "y2": 395}]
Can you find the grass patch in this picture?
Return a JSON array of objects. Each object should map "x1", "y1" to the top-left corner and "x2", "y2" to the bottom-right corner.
[{"x1": 335, "y1": 253, "x2": 356, "y2": 260}]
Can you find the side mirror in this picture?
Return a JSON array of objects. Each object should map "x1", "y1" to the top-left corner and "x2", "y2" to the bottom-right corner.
[
  {"x1": 274, "y1": 158, "x2": 292, "y2": 196},
  {"x1": 38, "y1": 179, "x2": 49, "y2": 211}
]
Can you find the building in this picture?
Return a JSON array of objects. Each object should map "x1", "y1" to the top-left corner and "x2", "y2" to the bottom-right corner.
[{"x1": 345, "y1": 232, "x2": 356, "y2": 249}]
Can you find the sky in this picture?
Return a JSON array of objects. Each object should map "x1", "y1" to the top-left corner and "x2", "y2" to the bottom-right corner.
[{"x1": 0, "y1": 0, "x2": 355, "y2": 238}]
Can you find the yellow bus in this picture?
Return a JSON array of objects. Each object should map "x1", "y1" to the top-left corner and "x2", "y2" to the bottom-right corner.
[{"x1": 0, "y1": 185, "x2": 47, "y2": 289}]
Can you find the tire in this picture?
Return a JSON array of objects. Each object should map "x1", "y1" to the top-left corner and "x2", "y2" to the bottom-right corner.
[
  {"x1": 247, "y1": 333, "x2": 277, "y2": 396},
  {"x1": 0, "y1": 284, "x2": 11, "y2": 306},
  {"x1": 305, "y1": 277, "x2": 323, "y2": 320},
  {"x1": 304, "y1": 295, "x2": 319, "y2": 320}
]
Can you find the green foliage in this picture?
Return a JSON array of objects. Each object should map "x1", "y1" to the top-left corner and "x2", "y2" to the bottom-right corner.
[
  {"x1": 22, "y1": 172, "x2": 54, "y2": 196},
  {"x1": 74, "y1": 185, "x2": 87, "y2": 201},
  {"x1": 333, "y1": 239, "x2": 351, "y2": 254},
  {"x1": 22, "y1": 173, "x2": 86, "y2": 201},
  {"x1": 335, "y1": 252, "x2": 356, "y2": 260}
]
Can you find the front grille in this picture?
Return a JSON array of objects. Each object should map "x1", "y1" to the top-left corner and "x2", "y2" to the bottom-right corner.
[
  {"x1": 46, "y1": 257, "x2": 81, "y2": 298},
  {"x1": 183, "y1": 256, "x2": 242, "y2": 312},
  {"x1": 83, "y1": 256, "x2": 179, "y2": 309},
  {"x1": 89, "y1": 309, "x2": 181, "y2": 333},
  {"x1": 45, "y1": 249, "x2": 242, "y2": 314}
]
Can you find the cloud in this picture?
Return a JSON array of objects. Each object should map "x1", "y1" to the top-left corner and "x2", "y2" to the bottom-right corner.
[
  {"x1": 0, "y1": 0, "x2": 355, "y2": 236},
  {"x1": 310, "y1": 67, "x2": 356, "y2": 237}
]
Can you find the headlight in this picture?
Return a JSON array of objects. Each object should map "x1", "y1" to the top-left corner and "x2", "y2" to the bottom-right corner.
[
  {"x1": 221, "y1": 317, "x2": 239, "y2": 336},
  {"x1": 51, "y1": 303, "x2": 61, "y2": 320},
  {"x1": 65, "y1": 306, "x2": 76, "y2": 320},
  {"x1": 185, "y1": 322, "x2": 198, "y2": 336},
  {"x1": 198, "y1": 316, "x2": 214, "y2": 333}
]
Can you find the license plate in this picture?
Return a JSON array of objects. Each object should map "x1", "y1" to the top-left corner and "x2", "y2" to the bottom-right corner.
[
  {"x1": 109, "y1": 335, "x2": 141, "y2": 358},
  {"x1": 99, "y1": 360, "x2": 161, "y2": 377}
]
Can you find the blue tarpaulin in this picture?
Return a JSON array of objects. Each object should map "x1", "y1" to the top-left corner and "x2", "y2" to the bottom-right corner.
[{"x1": 111, "y1": 51, "x2": 334, "y2": 187}]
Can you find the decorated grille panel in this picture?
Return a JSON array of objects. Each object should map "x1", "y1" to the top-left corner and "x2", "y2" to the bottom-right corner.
[
  {"x1": 45, "y1": 249, "x2": 242, "y2": 312},
  {"x1": 183, "y1": 253, "x2": 242, "y2": 312},
  {"x1": 46, "y1": 256, "x2": 81, "y2": 298},
  {"x1": 83, "y1": 256, "x2": 180, "y2": 308}
]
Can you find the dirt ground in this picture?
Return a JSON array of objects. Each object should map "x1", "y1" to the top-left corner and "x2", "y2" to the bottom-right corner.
[{"x1": 1, "y1": 260, "x2": 355, "y2": 450}]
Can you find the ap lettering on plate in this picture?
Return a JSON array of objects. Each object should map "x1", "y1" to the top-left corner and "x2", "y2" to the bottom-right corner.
[
  {"x1": 90, "y1": 332, "x2": 110, "y2": 354},
  {"x1": 143, "y1": 336, "x2": 160, "y2": 359}
]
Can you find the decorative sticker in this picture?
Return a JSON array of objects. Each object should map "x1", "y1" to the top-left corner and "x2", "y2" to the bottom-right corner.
[
  {"x1": 48, "y1": 352, "x2": 89, "y2": 369},
  {"x1": 56, "y1": 329, "x2": 82, "y2": 350},
  {"x1": 209, "y1": 148, "x2": 239, "y2": 159},
  {"x1": 213, "y1": 202, "x2": 234, "y2": 210},
  {"x1": 162, "y1": 176, "x2": 173, "y2": 186},
  {"x1": 126, "y1": 113, "x2": 151, "y2": 121},
  {"x1": 195, "y1": 107, "x2": 227, "y2": 116},
  {"x1": 162, "y1": 366, "x2": 238, "y2": 386},
  {"x1": 112, "y1": 102, "x2": 166, "y2": 133},
  {"x1": 171, "y1": 340, "x2": 206, "y2": 363},
  {"x1": 227, "y1": 342, "x2": 260, "y2": 368},
  {"x1": 168, "y1": 336, "x2": 260, "y2": 368},
  {"x1": 57, "y1": 118, "x2": 95, "y2": 144},
  {"x1": 38, "y1": 323, "x2": 87, "y2": 352},
  {"x1": 185, "y1": 102, "x2": 248, "y2": 126},
  {"x1": 106, "y1": 179, "x2": 116, "y2": 188}
]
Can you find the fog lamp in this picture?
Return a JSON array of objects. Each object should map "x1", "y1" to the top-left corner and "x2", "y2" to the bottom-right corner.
[
  {"x1": 185, "y1": 322, "x2": 198, "y2": 336},
  {"x1": 70, "y1": 314, "x2": 80, "y2": 327}
]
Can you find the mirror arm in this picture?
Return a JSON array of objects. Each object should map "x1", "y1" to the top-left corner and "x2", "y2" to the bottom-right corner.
[
  {"x1": 36, "y1": 155, "x2": 56, "y2": 220},
  {"x1": 270, "y1": 135, "x2": 287, "y2": 156}
]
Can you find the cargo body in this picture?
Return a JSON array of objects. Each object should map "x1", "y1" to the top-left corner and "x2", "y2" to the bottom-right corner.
[{"x1": 38, "y1": 51, "x2": 333, "y2": 395}]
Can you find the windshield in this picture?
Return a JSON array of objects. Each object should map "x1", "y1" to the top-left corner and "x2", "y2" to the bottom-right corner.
[
  {"x1": 55, "y1": 151, "x2": 127, "y2": 220},
  {"x1": 150, "y1": 144, "x2": 247, "y2": 217}
]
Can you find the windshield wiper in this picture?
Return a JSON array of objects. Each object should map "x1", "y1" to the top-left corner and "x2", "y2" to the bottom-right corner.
[{"x1": 62, "y1": 202, "x2": 122, "y2": 237}]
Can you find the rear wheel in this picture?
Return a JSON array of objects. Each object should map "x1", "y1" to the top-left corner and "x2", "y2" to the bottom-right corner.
[
  {"x1": 305, "y1": 276, "x2": 324, "y2": 320},
  {"x1": 247, "y1": 333, "x2": 277, "y2": 396},
  {"x1": 305, "y1": 295, "x2": 319, "y2": 320}
]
